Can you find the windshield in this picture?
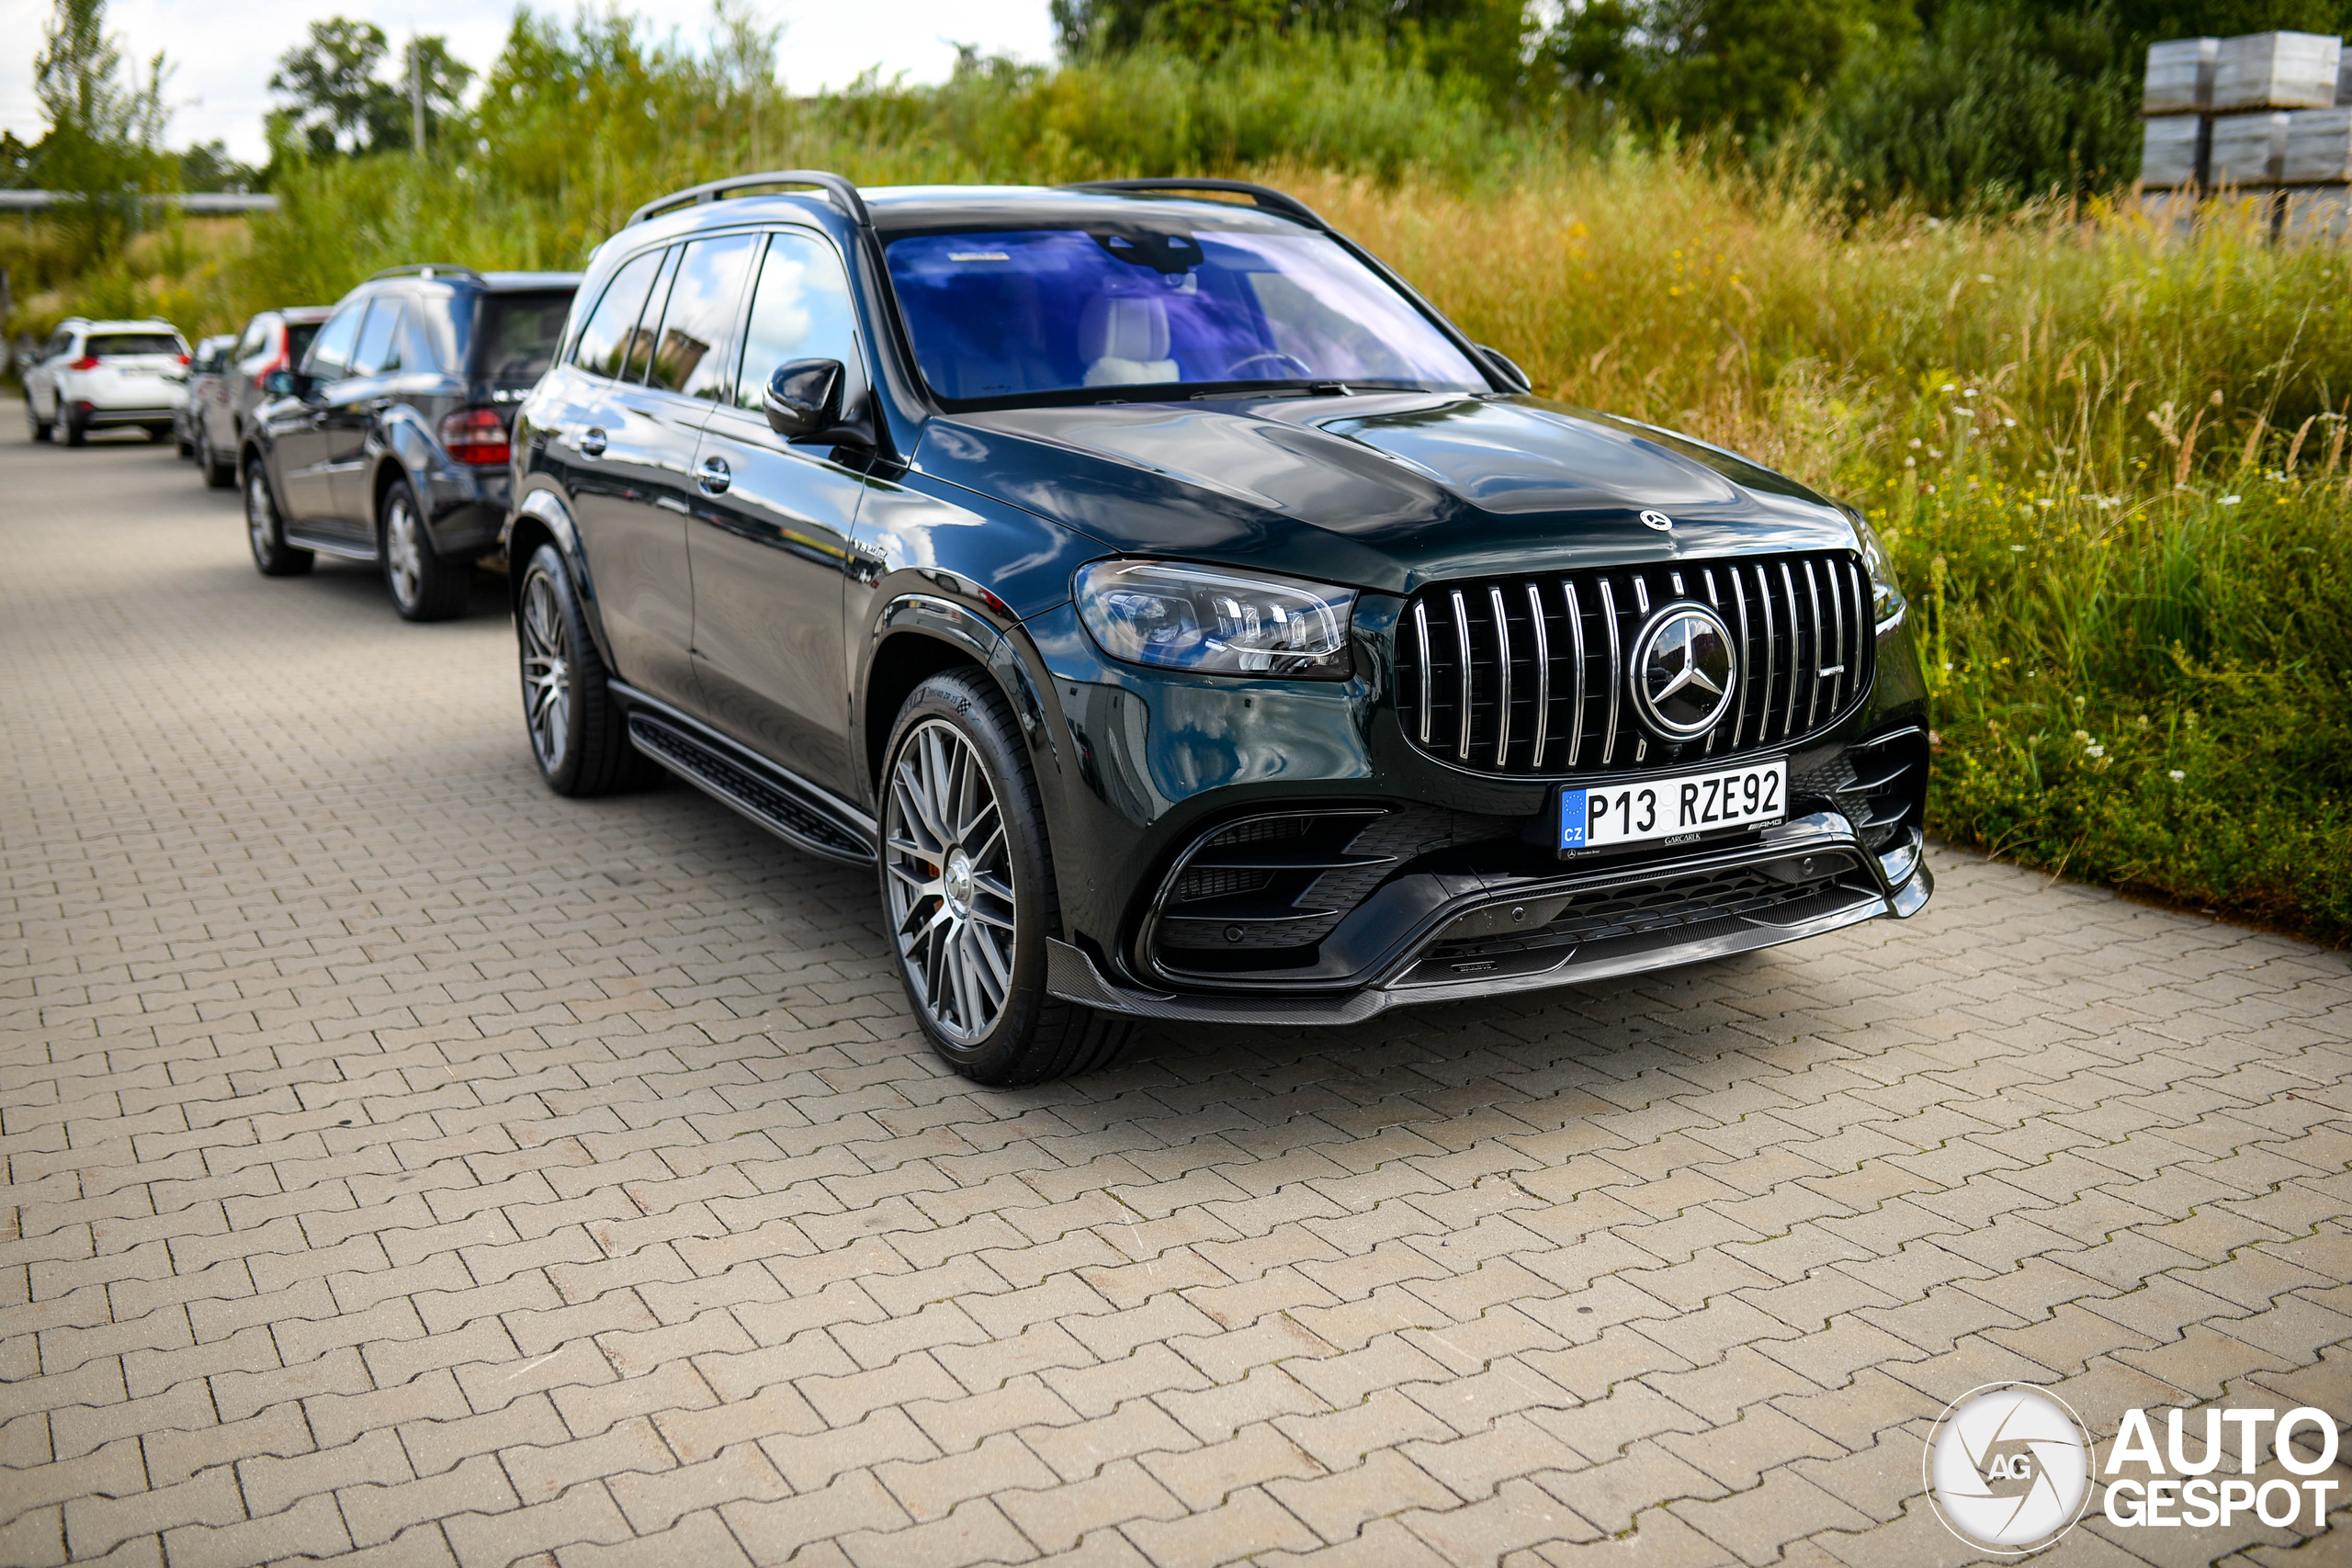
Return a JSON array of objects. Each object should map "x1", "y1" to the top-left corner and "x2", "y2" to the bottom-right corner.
[{"x1": 885, "y1": 227, "x2": 1485, "y2": 404}]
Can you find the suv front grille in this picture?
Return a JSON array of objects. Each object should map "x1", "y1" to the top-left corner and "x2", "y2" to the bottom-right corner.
[{"x1": 1396, "y1": 552, "x2": 1874, "y2": 776}]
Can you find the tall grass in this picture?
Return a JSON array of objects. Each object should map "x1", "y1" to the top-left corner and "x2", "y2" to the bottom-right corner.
[{"x1": 10, "y1": 45, "x2": 2347, "y2": 941}]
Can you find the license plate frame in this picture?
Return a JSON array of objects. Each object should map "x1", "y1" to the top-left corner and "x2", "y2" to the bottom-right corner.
[{"x1": 1558, "y1": 759, "x2": 1787, "y2": 854}]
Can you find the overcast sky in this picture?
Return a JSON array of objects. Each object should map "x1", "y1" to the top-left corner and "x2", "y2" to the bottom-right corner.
[{"x1": 1, "y1": 0, "x2": 1060, "y2": 166}]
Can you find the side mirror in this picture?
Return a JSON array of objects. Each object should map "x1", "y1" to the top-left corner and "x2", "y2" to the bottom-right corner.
[
  {"x1": 1475, "y1": 344, "x2": 1532, "y2": 393},
  {"x1": 263, "y1": 369, "x2": 300, "y2": 397},
  {"x1": 763, "y1": 358, "x2": 871, "y2": 448}
]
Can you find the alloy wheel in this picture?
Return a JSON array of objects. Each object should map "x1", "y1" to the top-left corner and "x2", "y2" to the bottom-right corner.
[
  {"x1": 518, "y1": 568, "x2": 571, "y2": 771},
  {"x1": 884, "y1": 719, "x2": 1018, "y2": 1046},
  {"x1": 245, "y1": 468, "x2": 274, "y2": 559},
  {"x1": 385, "y1": 494, "x2": 424, "y2": 611}
]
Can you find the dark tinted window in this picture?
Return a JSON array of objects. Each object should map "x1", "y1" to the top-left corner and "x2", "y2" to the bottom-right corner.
[
  {"x1": 734, "y1": 231, "x2": 862, "y2": 412},
  {"x1": 397, "y1": 308, "x2": 443, "y2": 373},
  {"x1": 352, "y1": 301, "x2": 402, "y2": 377},
  {"x1": 570, "y1": 253, "x2": 662, "y2": 379},
  {"x1": 87, "y1": 333, "x2": 183, "y2": 356},
  {"x1": 478, "y1": 290, "x2": 574, "y2": 383},
  {"x1": 645, "y1": 235, "x2": 756, "y2": 399},
  {"x1": 286, "y1": 321, "x2": 322, "y2": 366},
  {"x1": 304, "y1": 302, "x2": 365, "y2": 378}
]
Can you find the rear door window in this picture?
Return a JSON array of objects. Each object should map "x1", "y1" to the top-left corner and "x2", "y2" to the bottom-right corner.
[
  {"x1": 570, "y1": 252, "x2": 664, "y2": 381},
  {"x1": 477, "y1": 290, "x2": 574, "y2": 384},
  {"x1": 305, "y1": 302, "x2": 366, "y2": 379},
  {"x1": 643, "y1": 235, "x2": 757, "y2": 400}
]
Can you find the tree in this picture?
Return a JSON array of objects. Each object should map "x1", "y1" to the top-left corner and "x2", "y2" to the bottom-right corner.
[
  {"x1": 268, "y1": 18, "x2": 472, "y2": 158},
  {"x1": 32, "y1": 0, "x2": 173, "y2": 262}
]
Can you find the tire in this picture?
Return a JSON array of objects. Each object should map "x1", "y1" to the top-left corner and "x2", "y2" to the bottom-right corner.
[
  {"x1": 175, "y1": 428, "x2": 194, "y2": 457},
  {"x1": 147, "y1": 424, "x2": 171, "y2": 444},
  {"x1": 244, "y1": 459, "x2": 313, "y2": 577},
  {"x1": 878, "y1": 670, "x2": 1133, "y2": 1084},
  {"x1": 28, "y1": 396, "x2": 51, "y2": 443},
  {"x1": 516, "y1": 543, "x2": 660, "y2": 796},
  {"x1": 380, "y1": 478, "x2": 469, "y2": 622},
  {"x1": 57, "y1": 405, "x2": 85, "y2": 447},
  {"x1": 197, "y1": 423, "x2": 232, "y2": 489}
]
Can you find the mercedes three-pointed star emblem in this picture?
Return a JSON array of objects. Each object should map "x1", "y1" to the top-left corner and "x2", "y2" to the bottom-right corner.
[{"x1": 1631, "y1": 604, "x2": 1737, "y2": 739}]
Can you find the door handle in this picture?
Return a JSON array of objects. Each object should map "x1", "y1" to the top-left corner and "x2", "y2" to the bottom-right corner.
[
  {"x1": 578, "y1": 426, "x2": 607, "y2": 457},
  {"x1": 696, "y1": 456, "x2": 731, "y2": 495}
]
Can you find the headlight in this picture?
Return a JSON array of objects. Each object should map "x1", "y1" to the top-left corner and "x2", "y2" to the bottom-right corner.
[
  {"x1": 1074, "y1": 558, "x2": 1356, "y2": 679},
  {"x1": 1852, "y1": 513, "x2": 1905, "y2": 626}
]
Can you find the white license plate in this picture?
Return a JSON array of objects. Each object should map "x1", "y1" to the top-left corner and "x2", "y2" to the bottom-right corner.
[{"x1": 1559, "y1": 760, "x2": 1785, "y2": 852}]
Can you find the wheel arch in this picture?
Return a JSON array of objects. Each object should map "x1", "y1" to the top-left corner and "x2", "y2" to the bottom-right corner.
[
  {"x1": 860, "y1": 598, "x2": 1058, "y2": 805},
  {"x1": 505, "y1": 487, "x2": 620, "y2": 671}
]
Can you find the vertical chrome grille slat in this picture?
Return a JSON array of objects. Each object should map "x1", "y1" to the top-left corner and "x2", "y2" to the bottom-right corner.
[
  {"x1": 1563, "y1": 581, "x2": 1585, "y2": 770},
  {"x1": 1598, "y1": 576, "x2": 1622, "y2": 768},
  {"x1": 1411, "y1": 601, "x2": 1432, "y2": 745},
  {"x1": 1489, "y1": 584, "x2": 1512, "y2": 768},
  {"x1": 1399, "y1": 552, "x2": 1869, "y2": 776},
  {"x1": 1450, "y1": 588, "x2": 1473, "y2": 762},
  {"x1": 1526, "y1": 581, "x2": 1548, "y2": 772},
  {"x1": 1778, "y1": 561, "x2": 1800, "y2": 740},
  {"x1": 1803, "y1": 559, "x2": 1824, "y2": 730}
]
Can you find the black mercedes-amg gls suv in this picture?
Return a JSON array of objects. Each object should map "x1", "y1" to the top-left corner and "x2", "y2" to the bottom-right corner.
[{"x1": 504, "y1": 172, "x2": 1931, "y2": 1084}]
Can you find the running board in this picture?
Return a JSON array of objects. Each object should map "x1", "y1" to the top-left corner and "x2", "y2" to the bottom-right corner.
[
  {"x1": 284, "y1": 530, "x2": 378, "y2": 562},
  {"x1": 626, "y1": 711, "x2": 875, "y2": 866}
]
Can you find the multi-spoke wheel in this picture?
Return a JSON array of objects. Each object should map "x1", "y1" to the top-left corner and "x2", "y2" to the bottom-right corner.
[
  {"x1": 244, "y1": 459, "x2": 312, "y2": 577},
  {"x1": 381, "y1": 479, "x2": 469, "y2": 621},
  {"x1": 878, "y1": 671, "x2": 1132, "y2": 1083},
  {"x1": 886, "y1": 718, "x2": 1020, "y2": 1046},
  {"x1": 519, "y1": 566, "x2": 571, "y2": 773},
  {"x1": 514, "y1": 543, "x2": 655, "y2": 796}
]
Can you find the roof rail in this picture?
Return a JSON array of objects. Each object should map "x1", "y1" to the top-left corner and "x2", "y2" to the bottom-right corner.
[
  {"x1": 1057, "y1": 178, "x2": 1328, "y2": 230},
  {"x1": 627, "y1": 170, "x2": 871, "y2": 231},
  {"x1": 366, "y1": 264, "x2": 485, "y2": 283}
]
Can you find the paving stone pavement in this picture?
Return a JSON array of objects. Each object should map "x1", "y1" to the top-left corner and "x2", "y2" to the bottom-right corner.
[{"x1": 3, "y1": 408, "x2": 2349, "y2": 1568}]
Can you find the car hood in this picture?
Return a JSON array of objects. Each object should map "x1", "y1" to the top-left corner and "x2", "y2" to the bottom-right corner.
[{"x1": 912, "y1": 391, "x2": 1861, "y2": 597}]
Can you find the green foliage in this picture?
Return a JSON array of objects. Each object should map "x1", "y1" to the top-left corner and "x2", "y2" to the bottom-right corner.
[
  {"x1": 30, "y1": 0, "x2": 175, "y2": 265},
  {"x1": 266, "y1": 19, "x2": 471, "y2": 161},
  {"x1": 1823, "y1": 2, "x2": 2143, "y2": 210}
]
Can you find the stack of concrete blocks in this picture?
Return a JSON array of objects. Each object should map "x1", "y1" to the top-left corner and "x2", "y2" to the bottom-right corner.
[{"x1": 2141, "y1": 31, "x2": 2352, "y2": 239}]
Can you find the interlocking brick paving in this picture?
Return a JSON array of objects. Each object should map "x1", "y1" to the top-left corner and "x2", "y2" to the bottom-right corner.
[{"x1": 3, "y1": 409, "x2": 2347, "y2": 1568}]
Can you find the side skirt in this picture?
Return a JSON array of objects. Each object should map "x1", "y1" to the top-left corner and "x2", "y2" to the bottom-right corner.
[
  {"x1": 609, "y1": 684, "x2": 876, "y2": 867},
  {"x1": 284, "y1": 530, "x2": 379, "y2": 562}
]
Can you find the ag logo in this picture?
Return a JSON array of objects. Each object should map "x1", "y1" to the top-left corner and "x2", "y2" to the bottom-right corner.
[
  {"x1": 1925, "y1": 1382, "x2": 2094, "y2": 1553},
  {"x1": 1638, "y1": 509, "x2": 1674, "y2": 531}
]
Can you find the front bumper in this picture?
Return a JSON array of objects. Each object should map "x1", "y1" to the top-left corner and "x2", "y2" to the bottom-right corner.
[{"x1": 1045, "y1": 809, "x2": 1931, "y2": 1024}]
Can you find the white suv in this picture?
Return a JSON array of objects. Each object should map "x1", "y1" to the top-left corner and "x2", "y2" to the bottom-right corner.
[{"x1": 22, "y1": 317, "x2": 190, "y2": 446}]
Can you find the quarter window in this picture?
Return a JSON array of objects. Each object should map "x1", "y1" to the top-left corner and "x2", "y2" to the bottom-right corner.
[
  {"x1": 237, "y1": 320, "x2": 267, "y2": 358},
  {"x1": 569, "y1": 249, "x2": 664, "y2": 381},
  {"x1": 644, "y1": 233, "x2": 758, "y2": 400},
  {"x1": 733, "y1": 231, "x2": 863, "y2": 412}
]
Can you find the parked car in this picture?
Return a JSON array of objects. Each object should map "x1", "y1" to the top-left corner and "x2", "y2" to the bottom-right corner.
[
  {"x1": 22, "y1": 317, "x2": 190, "y2": 446},
  {"x1": 240, "y1": 267, "x2": 578, "y2": 618},
  {"x1": 193, "y1": 306, "x2": 331, "y2": 489},
  {"x1": 505, "y1": 171, "x2": 1931, "y2": 1085},
  {"x1": 173, "y1": 334, "x2": 238, "y2": 458}
]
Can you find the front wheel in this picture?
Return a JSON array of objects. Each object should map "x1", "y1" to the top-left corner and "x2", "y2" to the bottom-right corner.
[
  {"x1": 880, "y1": 671, "x2": 1132, "y2": 1084},
  {"x1": 381, "y1": 479, "x2": 469, "y2": 621},
  {"x1": 245, "y1": 460, "x2": 312, "y2": 577},
  {"x1": 515, "y1": 543, "x2": 658, "y2": 796}
]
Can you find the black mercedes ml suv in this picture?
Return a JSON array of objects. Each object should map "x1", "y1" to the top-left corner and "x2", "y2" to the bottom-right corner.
[
  {"x1": 243, "y1": 265, "x2": 577, "y2": 619},
  {"x1": 505, "y1": 172, "x2": 1931, "y2": 1084}
]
